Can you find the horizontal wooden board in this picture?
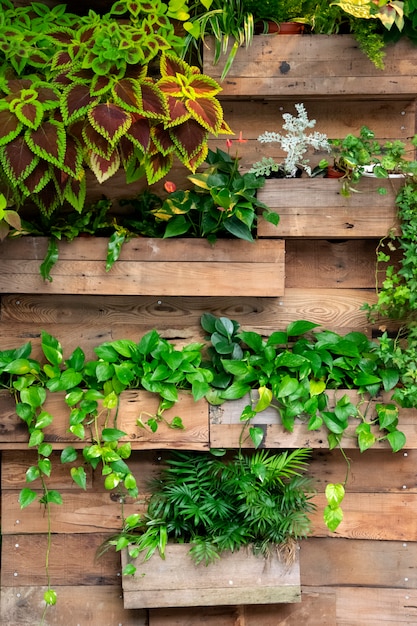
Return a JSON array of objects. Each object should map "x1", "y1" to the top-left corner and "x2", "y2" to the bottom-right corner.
[
  {"x1": 0, "y1": 238, "x2": 285, "y2": 297},
  {"x1": 209, "y1": 390, "x2": 417, "y2": 449},
  {"x1": 122, "y1": 544, "x2": 300, "y2": 608},
  {"x1": 204, "y1": 35, "x2": 417, "y2": 97},
  {"x1": 1, "y1": 586, "x2": 146, "y2": 626},
  {"x1": 258, "y1": 178, "x2": 400, "y2": 238},
  {"x1": 0, "y1": 390, "x2": 209, "y2": 450}
]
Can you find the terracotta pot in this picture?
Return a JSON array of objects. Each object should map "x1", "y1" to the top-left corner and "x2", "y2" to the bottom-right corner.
[{"x1": 255, "y1": 21, "x2": 305, "y2": 35}]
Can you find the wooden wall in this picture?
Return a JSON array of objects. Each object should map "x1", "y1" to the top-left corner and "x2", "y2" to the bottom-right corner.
[{"x1": 1, "y1": 9, "x2": 417, "y2": 624}]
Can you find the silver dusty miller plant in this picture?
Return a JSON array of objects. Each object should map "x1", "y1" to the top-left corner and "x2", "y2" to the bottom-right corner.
[{"x1": 249, "y1": 103, "x2": 330, "y2": 177}]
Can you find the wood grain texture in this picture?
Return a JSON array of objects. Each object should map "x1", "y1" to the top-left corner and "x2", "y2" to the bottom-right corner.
[
  {"x1": 121, "y1": 544, "x2": 300, "y2": 608},
  {"x1": 0, "y1": 390, "x2": 209, "y2": 450},
  {"x1": 0, "y1": 238, "x2": 285, "y2": 296},
  {"x1": 203, "y1": 35, "x2": 417, "y2": 97},
  {"x1": 1, "y1": 586, "x2": 146, "y2": 626},
  {"x1": 258, "y1": 178, "x2": 400, "y2": 238}
]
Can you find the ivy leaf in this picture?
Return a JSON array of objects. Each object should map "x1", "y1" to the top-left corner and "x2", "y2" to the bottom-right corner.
[
  {"x1": 287, "y1": 320, "x2": 320, "y2": 337},
  {"x1": 254, "y1": 386, "x2": 272, "y2": 412},
  {"x1": 356, "y1": 422, "x2": 376, "y2": 452},
  {"x1": 325, "y1": 482, "x2": 345, "y2": 508},
  {"x1": 376, "y1": 403, "x2": 399, "y2": 429},
  {"x1": 102, "y1": 428, "x2": 127, "y2": 442},
  {"x1": 323, "y1": 504, "x2": 344, "y2": 532},
  {"x1": 39, "y1": 239, "x2": 59, "y2": 282},
  {"x1": 41, "y1": 330, "x2": 63, "y2": 366},
  {"x1": 61, "y1": 447, "x2": 78, "y2": 464}
]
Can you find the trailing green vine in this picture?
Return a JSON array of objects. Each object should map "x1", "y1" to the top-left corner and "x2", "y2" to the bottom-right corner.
[{"x1": 0, "y1": 313, "x2": 411, "y2": 614}]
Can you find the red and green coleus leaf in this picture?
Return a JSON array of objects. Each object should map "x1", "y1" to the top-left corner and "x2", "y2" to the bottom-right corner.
[
  {"x1": 0, "y1": 135, "x2": 39, "y2": 185},
  {"x1": 168, "y1": 119, "x2": 209, "y2": 168},
  {"x1": 17, "y1": 161, "x2": 52, "y2": 197},
  {"x1": 163, "y1": 95, "x2": 191, "y2": 128},
  {"x1": 151, "y1": 125, "x2": 177, "y2": 157},
  {"x1": 82, "y1": 122, "x2": 114, "y2": 160},
  {"x1": 63, "y1": 173, "x2": 87, "y2": 212},
  {"x1": 12, "y1": 93, "x2": 44, "y2": 130},
  {"x1": 25, "y1": 119, "x2": 67, "y2": 169},
  {"x1": 61, "y1": 83, "x2": 98, "y2": 125},
  {"x1": 89, "y1": 149, "x2": 121, "y2": 183},
  {"x1": 186, "y1": 97, "x2": 225, "y2": 135},
  {"x1": 144, "y1": 151, "x2": 173, "y2": 185},
  {"x1": 87, "y1": 103, "x2": 132, "y2": 145},
  {"x1": 136, "y1": 81, "x2": 169, "y2": 119},
  {"x1": 30, "y1": 178, "x2": 62, "y2": 217},
  {"x1": 0, "y1": 109, "x2": 22, "y2": 146},
  {"x1": 125, "y1": 115, "x2": 151, "y2": 152}
]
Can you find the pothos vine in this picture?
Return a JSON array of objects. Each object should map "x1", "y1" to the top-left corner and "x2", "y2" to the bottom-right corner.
[{"x1": 0, "y1": 314, "x2": 409, "y2": 620}]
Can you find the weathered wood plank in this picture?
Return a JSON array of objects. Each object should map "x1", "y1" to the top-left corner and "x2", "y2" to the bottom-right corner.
[
  {"x1": 1, "y1": 586, "x2": 146, "y2": 626},
  {"x1": 149, "y1": 589, "x2": 337, "y2": 626},
  {"x1": 121, "y1": 544, "x2": 300, "y2": 608},
  {"x1": 0, "y1": 390, "x2": 209, "y2": 450},
  {"x1": 204, "y1": 35, "x2": 417, "y2": 97},
  {"x1": 310, "y1": 493, "x2": 417, "y2": 541},
  {"x1": 0, "y1": 238, "x2": 285, "y2": 297},
  {"x1": 332, "y1": 586, "x2": 417, "y2": 624},
  {"x1": 209, "y1": 391, "x2": 417, "y2": 449},
  {"x1": 258, "y1": 178, "x2": 400, "y2": 238},
  {"x1": 300, "y1": 538, "x2": 417, "y2": 588}
]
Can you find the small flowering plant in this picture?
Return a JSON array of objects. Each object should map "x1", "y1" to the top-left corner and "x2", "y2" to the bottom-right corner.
[
  {"x1": 249, "y1": 103, "x2": 331, "y2": 178},
  {"x1": 152, "y1": 141, "x2": 279, "y2": 243}
]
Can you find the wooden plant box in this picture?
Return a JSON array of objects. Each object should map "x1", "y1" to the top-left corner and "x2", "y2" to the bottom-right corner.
[
  {"x1": 121, "y1": 543, "x2": 301, "y2": 608},
  {"x1": 209, "y1": 390, "x2": 417, "y2": 449},
  {"x1": 203, "y1": 35, "x2": 417, "y2": 97},
  {"x1": 0, "y1": 390, "x2": 209, "y2": 451},
  {"x1": 257, "y1": 178, "x2": 400, "y2": 238},
  {"x1": 0, "y1": 237, "x2": 285, "y2": 297}
]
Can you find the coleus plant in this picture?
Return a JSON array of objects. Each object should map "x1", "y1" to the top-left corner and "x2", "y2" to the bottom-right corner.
[{"x1": 0, "y1": 0, "x2": 231, "y2": 216}]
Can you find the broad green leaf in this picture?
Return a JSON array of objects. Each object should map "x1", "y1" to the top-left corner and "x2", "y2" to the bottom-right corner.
[
  {"x1": 38, "y1": 458, "x2": 52, "y2": 477},
  {"x1": 44, "y1": 589, "x2": 57, "y2": 606},
  {"x1": 124, "y1": 473, "x2": 137, "y2": 490},
  {"x1": 310, "y1": 379, "x2": 326, "y2": 396},
  {"x1": 323, "y1": 504, "x2": 344, "y2": 532},
  {"x1": 61, "y1": 447, "x2": 78, "y2": 464},
  {"x1": 386, "y1": 429, "x2": 406, "y2": 452},
  {"x1": 41, "y1": 330, "x2": 63, "y2": 365},
  {"x1": 102, "y1": 428, "x2": 127, "y2": 442},
  {"x1": 103, "y1": 390, "x2": 118, "y2": 409},
  {"x1": 40, "y1": 239, "x2": 59, "y2": 282},
  {"x1": 287, "y1": 320, "x2": 320, "y2": 336},
  {"x1": 65, "y1": 388, "x2": 84, "y2": 406},
  {"x1": 240, "y1": 405, "x2": 257, "y2": 422},
  {"x1": 254, "y1": 386, "x2": 272, "y2": 412},
  {"x1": 3, "y1": 358, "x2": 33, "y2": 375},
  {"x1": 267, "y1": 331, "x2": 288, "y2": 346},
  {"x1": 26, "y1": 465, "x2": 40, "y2": 483},
  {"x1": 322, "y1": 411, "x2": 346, "y2": 434},
  {"x1": 34, "y1": 411, "x2": 53, "y2": 429},
  {"x1": 104, "y1": 472, "x2": 121, "y2": 490},
  {"x1": 71, "y1": 466, "x2": 87, "y2": 490},
  {"x1": 249, "y1": 426, "x2": 265, "y2": 449},
  {"x1": 20, "y1": 386, "x2": 47, "y2": 409},
  {"x1": 308, "y1": 414, "x2": 323, "y2": 430},
  {"x1": 19, "y1": 487, "x2": 37, "y2": 509},
  {"x1": 220, "y1": 381, "x2": 251, "y2": 400},
  {"x1": 356, "y1": 422, "x2": 376, "y2": 452},
  {"x1": 42, "y1": 490, "x2": 63, "y2": 505},
  {"x1": 325, "y1": 482, "x2": 345, "y2": 507},
  {"x1": 276, "y1": 376, "x2": 299, "y2": 399},
  {"x1": 376, "y1": 403, "x2": 399, "y2": 429},
  {"x1": 38, "y1": 443, "x2": 53, "y2": 457},
  {"x1": 237, "y1": 331, "x2": 264, "y2": 352},
  {"x1": 380, "y1": 368, "x2": 400, "y2": 391},
  {"x1": 28, "y1": 429, "x2": 44, "y2": 447}
]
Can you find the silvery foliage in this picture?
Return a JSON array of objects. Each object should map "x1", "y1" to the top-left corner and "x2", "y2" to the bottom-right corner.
[{"x1": 249, "y1": 103, "x2": 330, "y2": 177}]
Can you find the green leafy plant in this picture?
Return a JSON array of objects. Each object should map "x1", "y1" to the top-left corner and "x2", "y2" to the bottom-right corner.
[
  {"x1": 152, "y1": 147, "x2": 278, "y2": 242},
  {"x1": 110, "y1": 447, "x2": 315, "y2": 573},
  {"x1": 0, "y1": 0, "x2": 231, "y2": 216}
]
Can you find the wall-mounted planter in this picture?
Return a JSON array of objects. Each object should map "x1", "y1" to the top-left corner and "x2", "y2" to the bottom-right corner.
[
  {"x1": 203, "y1": 35, "x2": 417, "y2": 97},
  {"x1": 209, "y1": 390, "x2": 417, "y2": 449},
  {"x1": 0, "y1": 237, "x2": 285, "y2": 297},
  {"x1": 257, "y1": 178, "x2": 400, "y2": 238},
  {"x1": 121, "y1": 543, "x2": 301, "y2": 608}
]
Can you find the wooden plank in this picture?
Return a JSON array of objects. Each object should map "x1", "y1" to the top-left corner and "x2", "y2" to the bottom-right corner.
[
  {"x1": 121, "y1": 544, "x2": 301, "y2": 608},
  {"x1": 1, "y1": 490, "x2": 142, "y2": 535},
  {"x1": 258, "y1": 178, "x2": 400, "y2": 238},
  {"x1": 148, "y1": 590, "x2": 336, "y2": 626},
  {"x1": 209, "y1": 391, "x2": 417, "y2": 449},
  {"x1": 1, "y1": 586, "x2": 146, "y2": 626},
  {"x1": 333, "y1": 586, "x2": 417, "y2": 624},
  {"x1": 286, "y1": 240, "x2": 382, "y2": 289},
  {"x1": 0, "y1": 238, "x2": 285, "y2": 296},
  {"x1": 204, "y1": 35, "x2": 417, "y2": 97},
  {"x1": 300, "y1": 538, "x2": 417, "y2": 588},
  {"x1": 0, "y1": 390, "x2": 209, "y2": 450},
  {"x1": 309, "y1": 493, "x2": 417, "y2": 541}
]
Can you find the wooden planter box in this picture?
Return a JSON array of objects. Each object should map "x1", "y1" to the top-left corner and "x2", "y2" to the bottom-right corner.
[
  {"x1": 209, "y1": 390, "x2": 417, "y2": 449},
  {"x1": 203, "y1": 35, "x2": 417, "y2": 97},
  {"x1": 121, "y1": 544, "x2": 301, "y2": 608},
  {"x1": 257, "y1": 178, "x2": 400, "y2": 238},
  {"x1": 0, "y1": 237, "x2": 285, "y2": 297}
]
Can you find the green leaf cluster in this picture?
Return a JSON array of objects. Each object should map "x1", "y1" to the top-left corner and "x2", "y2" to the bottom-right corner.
[{"x1": 114, "y1": 448, "x2": 315, "y2": 571}]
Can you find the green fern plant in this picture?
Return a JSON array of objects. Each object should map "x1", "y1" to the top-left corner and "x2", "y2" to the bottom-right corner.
[{"x1": 111, "y1": 448, "x2": 315, "y2": 572}]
